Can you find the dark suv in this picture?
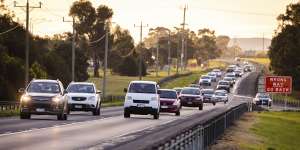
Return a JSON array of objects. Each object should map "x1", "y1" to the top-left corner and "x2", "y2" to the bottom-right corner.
[
  {"x1": 179, "y1": 87, "x2": 203, "y2": 110},
  {"x1": 19, "y1": 79, "x2": 68, "y2": 120}
]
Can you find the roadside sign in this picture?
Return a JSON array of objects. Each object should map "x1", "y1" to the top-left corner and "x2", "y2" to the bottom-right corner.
[{"x1": 265, "y1": 76, "x2": 292, "y2": 94}]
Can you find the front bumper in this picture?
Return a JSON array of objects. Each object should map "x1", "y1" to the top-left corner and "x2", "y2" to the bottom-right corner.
[
  {"x1": 125, "y1": 106, "x2": 158, "y2": 115},
  {"x1": 255, "y1": 101, "x2": 270, "y2": 105},
  {"x1": 203, "y1": 97, "x2": 213, "y2": 103},
  {"x1": 68, "y1": 103, "x2": 96, "y2": 111},
  {"x1": 160, "y1": 105, "x2": 179, "y2": 113},
  {"x1": 181, "y1": 98, "x2": 202, "y2": 107},
  {"x1": 20, "y1": 101, "x2": 64, "y2": 115}
]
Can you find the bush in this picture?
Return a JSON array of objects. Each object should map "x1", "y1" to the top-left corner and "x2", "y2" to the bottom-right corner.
[{"x1": 117, "y1": 55, "x2": 147, "y2": 76}]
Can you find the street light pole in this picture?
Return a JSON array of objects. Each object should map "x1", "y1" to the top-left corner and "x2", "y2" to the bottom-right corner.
[{"x1": 167, "y1": 31, "x2": 171, "y2": 76}]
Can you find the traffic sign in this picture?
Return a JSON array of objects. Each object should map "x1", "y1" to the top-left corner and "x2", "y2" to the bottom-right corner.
[{"x1": 265, "y1": 76, "x2": 292, "y2": 93}]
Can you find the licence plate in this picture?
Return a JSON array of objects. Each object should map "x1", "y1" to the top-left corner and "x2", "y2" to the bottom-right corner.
[
  {"x1": 137, "y1": 104, "x2": 145, "y2": 107},
  {"x1": 161, "y1": 106, "x2": 168, "y2": 109},
  {"x1": 36, "y1": 108, "x2": 45, "y2": 112},
  {"x1": 75, "y1": 105, "x2": 82, "y2": 109},
  {"x1": 188, "y1": 102, "x2": 193, "y2": 104}
]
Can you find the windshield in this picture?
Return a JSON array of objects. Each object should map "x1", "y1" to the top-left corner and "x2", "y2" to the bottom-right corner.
[
  {"x1": 219, "y1": 82, "x2": 229, "y2": 85},
  {"x1": 224, "y1": 78, "x2": 232, "y2": 81},
  {"x1": 160, "y1": 91, "x2": 177, "y2": 99},
  {"x1": 129, "y1": 83, "x2": 156, "y2": 94},
  {"x1": 201, "y1": 76, "x2": 210, "y2": 79},
  {"x1": 181, "y1": 88, "x2": 200, "y2": 95},
  {"x1": 67, "y1": 84, "x2": 95, "y2": 93},
  {"x1": 208, "y1": 73, "x2": 215, "y2": 76},
  {"x1": 202, "y1": 90, "x2": 214, "y2": 94},
  {"x1": 215, "y1": 92, "x2": 226, "y2": 96},
  {"x1": 27, "y1": 82, "x2": 60, "y2": 93},
  {"x1": 257, "y1": 95, "x2": 270, "y2": 99}
]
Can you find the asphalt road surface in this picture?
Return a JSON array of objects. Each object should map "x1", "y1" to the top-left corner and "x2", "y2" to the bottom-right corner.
[{"x1": 0, "y1": 70, "x2": 258, "y2": 150}]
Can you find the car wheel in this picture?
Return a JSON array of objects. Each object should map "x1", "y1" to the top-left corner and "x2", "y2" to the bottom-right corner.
[
  {"x1": 153, "y1": 112, "x2": 159, "y2": 119},
  {"x1": 93, "y1": 104, "x2": 101, "y2": 116},
  {"x1": 20, "y1": 112, "x2": 31, "y2": 119},
  {"x1": 67, "y1": 105, "x2": 71, "y2": 115},
  {"x1": 124, "y1": 110, "x2": 130, "y2": 118},
  {"x1": 213, "y1": 102, "x2": 216, "y2": 106},
  {"x1": 175, "y1": 111, "x2": 180, "y2": 116},
  {"x1": 199, "y1": 104, "x2": 203, "y2": 110}
]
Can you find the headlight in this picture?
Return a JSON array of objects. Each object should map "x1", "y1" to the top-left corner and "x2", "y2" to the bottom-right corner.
[
  {"x1": 52, "y1": 96, "x2": 61, "y2": 103},
  {"x1": 151, "y1": 97, "x2": 157, "y2": 101},
  {"x1": 126, "y1": 96, "x2": 132, "y2": 101},
  {"x1": 88, "y1": 96, "x2": 96, "y2": 101},
  {"x1": 21, "y1": 95, "x2": 31, "y2": 102}
]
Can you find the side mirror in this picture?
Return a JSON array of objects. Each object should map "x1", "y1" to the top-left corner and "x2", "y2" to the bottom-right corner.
[
  {"x1": 18, "y1": 88, "x2": 25, "y2": 93},
  {"x1": 96, "y1": 90, "x2": 102, "y2": 94},
  {"x1": 124, "y1": 88, "x2": 128, "y2": 93}
]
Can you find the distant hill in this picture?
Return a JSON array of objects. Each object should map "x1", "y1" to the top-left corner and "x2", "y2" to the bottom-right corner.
[{"x1": 228, "y1": 38, "x2": 271, "y2": 51}]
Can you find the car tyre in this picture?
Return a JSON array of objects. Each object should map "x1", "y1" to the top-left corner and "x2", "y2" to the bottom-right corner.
[
  {"x1": 175, "y1": 111, "x2": 180, "y2": 116},
  {"x1": 20, "y1": 112, "x2": 31, "y2": 119},
  {"x1": 124, "y1": 110, "x2": 130, "y2": 118},
  {"x1": 213, "y1": 102, "x2": 216, "y2": 106},
  {"x1": 93, "y1": 103, "x2": 101, "y2": 116},
  {"x1": 199, "y1": 104, "x2": 203, "y2": 110},
  {"x1": 153, "y1": 112, "x2": 159, "y2": 119}
]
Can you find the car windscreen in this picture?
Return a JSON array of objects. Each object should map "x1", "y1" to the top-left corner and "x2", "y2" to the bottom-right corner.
[
  {"x1": 67, "y1": 84, "x2": 95, "y2": 93},
  {"x1": 224, "y1": 77, "x2": 232, "y2": 81},
  {"x1": 27, "y1": 82, "x2": 60, "y2": 93},
  {"x1": 201, "y1": 76, "x2": 210, "y2": 79},
  {"x1": 202, "y1": 90, "x2": 214, "y2": 94},
  {"x1": 181, "y1": 88, "x2": 200, "y2": 95},
  {"x1": 219, "y1": 82, "x2": 229, "y2": 85},
  {"x1": 160, "y1": 91, "x2": 177, "y2": 99},
  {"x1": 128, "y1": 83, "x2": 156, "y2": 94},
  {"x1": 257, "y1": 95, "x2": 269, "y2": 99},
  {"x1": 215, "y1": 92, "x2": 226, "y2": 96}
]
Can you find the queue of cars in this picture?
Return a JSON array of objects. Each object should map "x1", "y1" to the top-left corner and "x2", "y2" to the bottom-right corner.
[{"x1": 18, "y1": 63, "x2": 251, "y2": 120}]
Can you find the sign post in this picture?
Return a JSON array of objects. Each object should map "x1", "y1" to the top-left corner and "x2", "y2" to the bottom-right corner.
[{"x1": 265, "y1": 76, "x2": 292, "y2": 111}]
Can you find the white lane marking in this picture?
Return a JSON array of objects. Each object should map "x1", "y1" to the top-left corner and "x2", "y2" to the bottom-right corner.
[{"x1": 0, "y1": 116, "x2": 118, "y2": 137}]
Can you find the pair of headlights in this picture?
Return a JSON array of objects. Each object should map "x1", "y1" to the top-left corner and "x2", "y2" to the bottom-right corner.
[
  {"x1": 21, "y1": 95, "x2": 62, "y2": 103},
  {"x1": 126, "y1": 96, "x2": 157, "y2": 101}
]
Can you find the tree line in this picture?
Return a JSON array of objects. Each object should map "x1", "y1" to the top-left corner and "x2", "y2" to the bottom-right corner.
[{"x1": 0, "y1": 0, "x2": 230, "y2": 101}]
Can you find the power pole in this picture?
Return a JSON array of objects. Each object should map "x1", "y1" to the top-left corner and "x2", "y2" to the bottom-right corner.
[
  {"x1": 134, "y1": 21, "x2": 148, "y2": 80},
  {"x1": 14, "y1": 0, "x2": 42, "y2": 86},
  {"x1": 181, "y1": 5, "x2": 187, "y2": 72},
  {"x1": 262, "y1": 33, "x2": 265, "y2": 51},
  {"x1": 63, "y1": 17, "x2": 76, "y2": 81},
  {"x1": 102, "y1": 28, "x2": 109, "y2": 101},
  {"x1": 156, "y1": 44, "x2": 159, "y2": 77},
  {"x1": 167, "y1": 31, "x2": 171, "y2": 76}
]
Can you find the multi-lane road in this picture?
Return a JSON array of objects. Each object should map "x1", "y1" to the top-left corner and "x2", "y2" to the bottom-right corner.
[{"x1": 0, "y1": 70, "x2": 259, "y2": 150}]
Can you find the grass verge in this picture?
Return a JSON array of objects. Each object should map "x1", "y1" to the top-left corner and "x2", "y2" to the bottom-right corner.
[{"x1": 0, "y1": 109, "x2": 19, "y2": 117}]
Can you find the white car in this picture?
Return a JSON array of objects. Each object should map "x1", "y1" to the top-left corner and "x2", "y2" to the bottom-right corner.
[
  {"x1": 253, "y1": 93, "x2": 272, "y2": 106},
  {"x1": 66, "y1": 82, "x2": 101, "y2": 116},
  {"x1": 123, "y1": 81, "x2": 160, "y2": 119},
  {"x1": 212, "y1": 90, "x2": 229, "y2": 104},
  {"x1": 207, "y1": 72, "x2": 217, "y2": 82},
  {"x1": 212, "y1": 69, "x2": 222, "y2": 77},
  {"x1": 199, "y1": 75, "x2": 212, "y2": 86}
]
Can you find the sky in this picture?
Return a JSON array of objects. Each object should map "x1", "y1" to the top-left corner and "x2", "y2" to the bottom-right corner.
[{"x1": 5, "y1": 0, "x2": 297, "y2": 43}]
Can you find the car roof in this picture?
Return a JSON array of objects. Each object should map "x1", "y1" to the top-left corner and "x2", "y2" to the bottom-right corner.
[
  {"x1": 183, "y1": 87, "x2": 200, "y2": 90},
  {"x1": 215, "y1": 90, "x2": 227, "y2": 93},
  {"x1": 219, "y1": 80, "x2": 229, "y2": 83},
  {"x1": 173, "y1": 87, "x2": 183, "y2": 89},
  {"x1": 69, "y1": 82, "x2": 95, "y2": 86},
  {"x1": 201, "y1": 88, "x2": 214, "y2": 91},
  {"x1": 159, "y1": 89, "x2": 177, "y2": 92},
  {"x1": 130, "y1": 80, "x2": 157, "y2": 84},
  {"x1": 31, "y1": 79, "x2": 59, "y2": 83}
]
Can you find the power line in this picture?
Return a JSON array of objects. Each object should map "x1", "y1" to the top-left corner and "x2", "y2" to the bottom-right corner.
[
  {"x1": 0, "y1": 25, "x2": 20, "y2": 36},
  {"x1": 88, "y1": 34, "x2": 106, "y2": 45}
]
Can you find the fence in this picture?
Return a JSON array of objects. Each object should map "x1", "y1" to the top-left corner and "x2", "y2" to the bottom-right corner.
[
  {"x1": 0, "y1": 101, "x2": 19, "y2": 111},
  {"x1": 155, "y1": 103, "x2": 248, "y2": 150}
]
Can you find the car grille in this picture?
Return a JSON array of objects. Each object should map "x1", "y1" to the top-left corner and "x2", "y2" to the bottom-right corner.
[
  {"x1": 161, "y1": 101, "x2": 174, "y2": 106},
  {"x1": 31, "y1": 96, "x2": 52, "y2": 101},
  {"x1": 133, "y1": 100, "x2": 149, "y2": 104},
  {"x1": 72, "y1": 97, "x2": 87, "y2": 101}
]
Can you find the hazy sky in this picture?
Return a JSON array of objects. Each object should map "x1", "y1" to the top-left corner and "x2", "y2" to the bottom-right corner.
[{"x1": 5, "y1": 0, "x2": 297, "y2": 43}]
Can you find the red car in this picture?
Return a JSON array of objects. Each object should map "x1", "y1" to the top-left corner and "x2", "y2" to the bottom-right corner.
[{"x1": 159, "y1": 89, "x2": 181, "y2": 116}]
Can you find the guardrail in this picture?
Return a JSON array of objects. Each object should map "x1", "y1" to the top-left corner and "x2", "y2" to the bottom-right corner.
[
  {"x1": 154, "y1": 103, "x2": 248, "y2": 150},
  {"x1": 0, "y1": 101, "x2": 19, "y2": 111}
]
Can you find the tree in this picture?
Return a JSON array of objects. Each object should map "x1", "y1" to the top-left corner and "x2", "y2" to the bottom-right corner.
[
  {"x1": 269, "y1": 3, "x2": 300, "y2": 90},
  {"x1": 216, "y1": 35, "x2": 230, "y2": 55},
  {"x1": 69, "y1": 1, "x2": 113, "y2": 77}
]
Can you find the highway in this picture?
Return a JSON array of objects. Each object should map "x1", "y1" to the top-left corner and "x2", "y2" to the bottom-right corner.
[{"x1": 0, "y1": 70, "x2": 259, "y2": 150}]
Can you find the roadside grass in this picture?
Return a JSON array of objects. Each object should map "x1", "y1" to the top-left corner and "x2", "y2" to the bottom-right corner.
[
  {"x1": 247, "y1": 112, "x2": 300, "y2": 150},
  {"x1": 241, "y1": 57, "x2": 270, "y2": 66},
  {"x1": 161, "y1": 71, "x2": 204, "y2": 89},
  {"x1": 0, "y1": 109, "x2": 19, "y2": 117}
]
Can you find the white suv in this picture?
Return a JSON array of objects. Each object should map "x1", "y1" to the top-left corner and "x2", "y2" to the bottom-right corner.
[
  {"x1": 123, "y1": 81, "x2": 160, "y2": 119},
  {"x1": 66, "y1": 82, "x2": 101, "y2": 116}
]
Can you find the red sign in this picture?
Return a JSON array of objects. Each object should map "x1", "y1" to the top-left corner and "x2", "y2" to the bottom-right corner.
[{"x1": 265, "y1": 76, "x2": 292, "y2": 93}]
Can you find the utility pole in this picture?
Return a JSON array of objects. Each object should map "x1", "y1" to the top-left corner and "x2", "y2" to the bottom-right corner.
[
  {"x1": 156, "y1": 44, "x2": 159, "y2": 77},
  {"x1": 181, "y1": 5, "x2": 187, "y2": 72},
  {"x1": 63, "y1": 17, "x2": 76, "y2": 81},
  {"x1": 262, "y1": 33, "x2": 265, "y2": 51},
  {"x1": 102, "y1": 28, "x2": 109, "y2": 101},
  {"x1": 14, "y1": 0, "x2": 42, "y2": 86},
  {"x1": 134, "y1": 21, "x2": 148, "y2": 80},
  {"x1": 167, "y1": 31, "x2": 171, "y2": 76}
]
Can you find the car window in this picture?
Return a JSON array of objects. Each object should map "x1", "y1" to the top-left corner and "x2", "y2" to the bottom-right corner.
[
  {"x1": 181, "y1": 88, "x2": 200, "y2": 95},
  {"x1": 128, "y1": 83, "x2": 156, "y2": 94},
  {"x1": 27, "y1": 82, "x2": 60, "y2": 93},
  {"x1": 160, "y1": 91, "x2": 177, "y2": 99},
  {"x1": 215, "y1": 92, "x2": 226, "y2": 96},
  {"x1": 219, "y1": 81, "x2": 229, "y2": 85},
  {"x1": 201, "y1": 76, "x2": 210, "y2": 79},
  {"x1": 67, "y1": 84, "x2": 95, "y2": 93},
  {"x1": 202, "y1": 90, "x2": 214, "y2": 94}
]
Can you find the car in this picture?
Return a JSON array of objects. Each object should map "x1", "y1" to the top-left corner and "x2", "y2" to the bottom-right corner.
[
  {"x1": 201, "y1": 89, "x2": 216, "y2": 105},
  {"x1": 179, "y1": 87, "x2": 203, "y2": 110},
  {"x1": 123, "y1": 81, "x2": 160, "y2": 119},
  {"x1": 223, "y1": 77, "x2": 235, "y2": 87},
  {"x1": 159, "y1": 89, "x2": 181, "y2": 116},
  {"x1": 173, "y1": 87, "x2": 183, "y2": 95},
  {"x1": 189, "y1": 84, "x2": 201, "y2": 89},
  {"x1": 212, "y1": 90, "x2": 229, "y2": 104},
  {"x1": 19, "y1": 79, "x2": 68, "y2": 120},
  {"x1": 225, "y1": 73, "x2": 236, "y2": 83},
  {"x1": 253, "y1": 93, "x2": 272, "y2": 106},
  {"x1": 234, "y1": 69, "x2": 243, "y2": 77},
  {"x1": 216, "y1": 80, "x2": 231, "y2": 92},
  {"x1": 207, "y1": 72, "x2": 217, "y2": 82},
  {"x1": 244, "y1": 65, "x2": 252, "y2": 72},
  {"x1": 66, "y1": 82, "x2": 101, "y2": 116},
  {"x1": 199, "y1": 75, "x2": 212, "y2": 86},
  {"x1": 212, "y1": 69, "x2": 222, "y2": 77},
  {"x1": 226, "y1": 65, "x2": 236, "y2": 72}
]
